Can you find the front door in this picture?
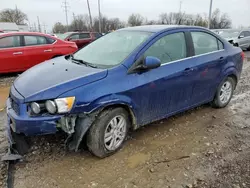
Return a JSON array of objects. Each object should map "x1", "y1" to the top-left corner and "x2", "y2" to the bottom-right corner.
[
  {"x1": 128, "y1": 31, "x2": 198, "y2": 125},
  {"x1": 0, "y1": 35, "x2": 27, "y2": 73}
]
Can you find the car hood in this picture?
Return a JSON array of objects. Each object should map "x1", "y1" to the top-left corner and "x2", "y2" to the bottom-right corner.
[
  {"x1": 225, "y1": 37, "x2": 237, "y2": 42},
  {"x1": 14, "y1": 56, "x2": 108, "y2": 102}
]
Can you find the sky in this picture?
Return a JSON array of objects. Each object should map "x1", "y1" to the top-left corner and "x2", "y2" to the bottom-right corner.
[{"x1": 1, "y1": 0, "x2": 250, "y2": 31}]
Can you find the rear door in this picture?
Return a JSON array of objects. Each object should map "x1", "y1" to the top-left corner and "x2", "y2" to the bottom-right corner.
[
  {"x1": 189, "y1": 30, "x2": 226, "y2": 104},
  {"x1": 22, "y1": 35, "x2": 54, "y2": 68},
  {"x1": 0, "y1": 35, "x2": 27, "y2": 73}
]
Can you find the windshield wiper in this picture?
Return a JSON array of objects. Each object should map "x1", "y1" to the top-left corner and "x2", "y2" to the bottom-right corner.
[{"x1": 71, "y1": 56, "x2": 97, "y2": 68}]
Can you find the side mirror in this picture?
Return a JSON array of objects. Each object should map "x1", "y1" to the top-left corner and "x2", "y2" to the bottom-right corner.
[
  {"x1": 238, "y1": 35, "x2": 244, "y2": 39},
  {"x1": 128, "y1": 56, "x2": 161, "y2": 74},
  {"x1": 144, "y1": 56, "x2": 161, "y2": 70}
]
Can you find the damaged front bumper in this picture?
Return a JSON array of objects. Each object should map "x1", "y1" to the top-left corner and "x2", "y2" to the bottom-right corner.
[
  {"x1": 6, "y1": 98, "x2": 96, "y2": 154},
  {"x1": 6, "y1": 98, "x2": 62, "y2": 138}
]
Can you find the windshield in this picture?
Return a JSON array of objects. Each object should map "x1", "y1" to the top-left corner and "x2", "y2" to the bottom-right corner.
[
  {"x1": 220, "y1": 31, "x2": 240, "y2": 38},
  {"x1": 73, "y1": 31, "x2": 152, "y2": 68},
  {"x1": 58, "y1": 32, "x2": 73, "y2": 40}
]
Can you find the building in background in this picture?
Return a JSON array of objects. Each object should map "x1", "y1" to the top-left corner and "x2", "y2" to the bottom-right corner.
[{"x1": 0, "y1": 22, "x2": 29, "y2": 32}]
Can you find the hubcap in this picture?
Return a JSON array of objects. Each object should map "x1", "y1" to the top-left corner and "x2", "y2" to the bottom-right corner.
[
  {"x1": 104, "y1": 115, "x2": 127, "y2": 151},
  {"x1": 219, "y1": 81, "x2": 232, "y2": 104}
]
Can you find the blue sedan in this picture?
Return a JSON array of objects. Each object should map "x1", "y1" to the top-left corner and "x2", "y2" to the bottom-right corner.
[{"x1": 7, "y1": 25, "x2": 244, "y2": 157}]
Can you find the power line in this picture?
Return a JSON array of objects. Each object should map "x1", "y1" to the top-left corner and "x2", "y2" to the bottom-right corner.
[{"x1": 62, "y1": 0, "x2": 70, "y2": 31}]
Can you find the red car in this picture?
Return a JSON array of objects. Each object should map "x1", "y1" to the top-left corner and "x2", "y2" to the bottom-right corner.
[
  {"x1": 0, "y1": 32, "x2": 78, "y2": 73},
  {"x1": 60, "y1": 32, "x2": 102, "y2": 49}
]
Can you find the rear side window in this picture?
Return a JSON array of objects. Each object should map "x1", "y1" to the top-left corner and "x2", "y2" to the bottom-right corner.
[
  {"x1": 24, "y1": 36, "x2": 48, "y2": 46},
  {"x1": 0, "y1": 36, "x2": 21, "y2": 48},
  {"x1": 79, "y1": 33, "x2": 90, "y2": 39},
  {"x1": 191, "y1": 32, "x2": 222, "y2": 55},
  {"x1": 144, "y1": 32, "x2": 187, "y2": 64}
]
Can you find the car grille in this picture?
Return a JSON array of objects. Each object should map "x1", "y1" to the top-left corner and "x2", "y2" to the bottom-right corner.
[{"x1": 10, "y1": 98, "x2": 20, "y2": 115}]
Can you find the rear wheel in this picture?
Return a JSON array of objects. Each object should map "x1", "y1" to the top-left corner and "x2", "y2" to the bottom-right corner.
[
  {"x1": 87, "y1": 108, "x2": 130, "y2": 158},
  {"x1": 211, "y1": 77, "x2": 236, "y2": 108}
]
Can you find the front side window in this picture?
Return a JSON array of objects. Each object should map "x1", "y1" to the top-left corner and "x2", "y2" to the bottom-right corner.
[
  {"x1": 191, "y1": 32, "x2": 221, "y2": 55},
  {"x1": 24, "y1": 36, "x2": 47, "y2": 46},
  {"x1": 144, "y1": 32, "x2": 187, "y2": 64},
  {"x1": 243, "y1": 31, "x2": 250, "y2": 37},
  {"x1": 73, "y1": 31, "x2": 151, "y2": 68},
  {"x1": 0, "y1": 36, "x2": 21, "y2": 48},
  {"x1": 70, "y1": 34, "x2": 79, "y2": 40}
]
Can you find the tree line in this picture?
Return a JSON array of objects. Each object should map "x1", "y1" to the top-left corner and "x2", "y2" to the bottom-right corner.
[
  {"x1": 0, "y1": 8, "x2": 232, "y2": 33},
  {"x1": 53, "y1": 8, "x2": 232, "y2": 33}
]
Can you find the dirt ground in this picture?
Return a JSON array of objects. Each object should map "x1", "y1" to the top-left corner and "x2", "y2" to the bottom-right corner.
[{"x1": 0, "y1": 52, "x2": 250, "y2": 188}]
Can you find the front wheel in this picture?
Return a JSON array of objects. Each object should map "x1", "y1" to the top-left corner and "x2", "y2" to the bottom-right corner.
[
  {"x1": 211, "y1": 77, "x2": 236, "y2": 108},
  {"x1": 87, "y1": 108, "x2": 130, "y2": 158}
]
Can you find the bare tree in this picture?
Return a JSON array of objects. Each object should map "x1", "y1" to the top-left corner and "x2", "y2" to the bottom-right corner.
[
  {"x1": 159, "y1": 12, "x2": 183, "y2": 25},
  {"x1": 53, "y1": 22, "x2": 66, "y2": 33},
  {"x1": 128, "y1": 14, "x2": 144, "y2": 26},
  {"x1": 69, "y1": 14, "x2": 88, "y2": 31},
  {"x1": 0, "y1": 8, "x2": 28, "y2": 24},
  {"x1": 210, "y1": 9, "x2": 232, "y2": 29}
]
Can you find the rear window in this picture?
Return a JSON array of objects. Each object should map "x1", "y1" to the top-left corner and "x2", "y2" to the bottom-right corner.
[
  {"x1": 24, "y1": 35, "x2": 48, "y2": 46},
  {"x1": 0, "y1": 36, "x2": 21, "y2": 48}
]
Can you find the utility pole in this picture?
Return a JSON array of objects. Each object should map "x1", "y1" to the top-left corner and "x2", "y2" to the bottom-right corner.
[
  {"x1": 178, "y1": 1, "x2": 183, "y2": 25},
  {"x1": 42, "y1": 23, "x2": 47, "y2": 33},
  {"x1": 98, "y1": 0, "x2": 102, "y2": 33},
  {"x1": 208, "y1": 0, "x2": 213, "y2": 29},
  {"x1": 86, "y1": 0, "x2": 93, "y2": 31},
  {"x1": 62, "y1": 0, "x2": 70, "y2": 31},
  {"x1": 73, "y1": 13, "x2": 77, "y2": 31},
  {"x1": 37, "y1": 16, "x2": 41, "y2": 32},
  {"x1": 179, "y1": 1, "x2": 182, "y2": 13}
]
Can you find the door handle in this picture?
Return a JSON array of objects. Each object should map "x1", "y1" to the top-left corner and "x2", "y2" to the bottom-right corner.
[
  {"x1": 13, "y1": 52, "x2": 23, "y2": 55},
  {"x1": 219, "y1": 56, "x2": 225, "y2": 62},
  {"x1": 183, "y1": 68, "x2": 195, "y2": 75},
  {"x1": 44, "y1": 49, "x2": 52, "y2": 52}
]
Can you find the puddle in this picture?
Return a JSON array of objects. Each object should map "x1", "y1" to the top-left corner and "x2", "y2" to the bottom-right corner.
[
  {"x1": 0, "y1": 87, "x2": 10, "y2": 109},
  {"x1": 127, "y1": 152, "x2": 151, "y2": 168}
]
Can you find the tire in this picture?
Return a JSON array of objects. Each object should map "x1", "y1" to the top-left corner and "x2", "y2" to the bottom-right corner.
[
  {"x1": 211, "y1": 77, "x2": 236, "y2": 108},
  {"x1": 87, "y1": 108, "x2": 130, "y2": 158},
  {"x1": 247, "y1": 45, "x2": 250, "y2": 51},
  {"x1": 12, "y1": 133, "x2": 30, "y2": 155}
]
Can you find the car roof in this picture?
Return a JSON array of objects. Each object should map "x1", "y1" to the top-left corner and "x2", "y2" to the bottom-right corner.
[
  {"x1": 0, "y1": 32, "x2": 59, "y2": 40},
  {"x1": 119, "y1": 25, "x2": 205, "y2": 33}
]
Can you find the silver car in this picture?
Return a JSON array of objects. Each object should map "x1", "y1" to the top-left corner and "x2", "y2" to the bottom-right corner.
[{"x1": 219, "y1": 29, "x2": 250, "y2": 50}]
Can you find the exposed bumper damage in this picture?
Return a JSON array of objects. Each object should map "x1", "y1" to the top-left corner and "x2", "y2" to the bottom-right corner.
[{"x1": 61, "y1": 112, "x2": 98, "y2": 152}]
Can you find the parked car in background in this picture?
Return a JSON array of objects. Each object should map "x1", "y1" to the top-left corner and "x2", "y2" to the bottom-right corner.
[
  {"x1": 218, "y1": 29, "x2": 250, "y2": 50},
  {"x1": 59, "y1": 31, "x2": 103, "y2": 48},
  {"x1": 7, "y1": 25, "x2": 243, "y2": 158},
  {"x1": 0, "y1": 30, "x2": 4, "y2": 33},
  {"x1": 0, "y1": 32, "x2": 78, "y2": 73}
]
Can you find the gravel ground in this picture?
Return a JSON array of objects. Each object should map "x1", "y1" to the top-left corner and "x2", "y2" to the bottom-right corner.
[{"x1": 0, "y1": 52, "x2": 249, "y2": 188}]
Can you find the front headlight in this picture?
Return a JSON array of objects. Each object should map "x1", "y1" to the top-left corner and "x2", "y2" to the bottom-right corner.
[
  {"x1": 45, "y1": 100, "x2": 57, "y2": 114},
  {"x1": 31, "y1": 102, "x2": 41, "y2": 114},
  {"x1": 55, "y1": 97, "x2": 75, "y2": 113}
]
